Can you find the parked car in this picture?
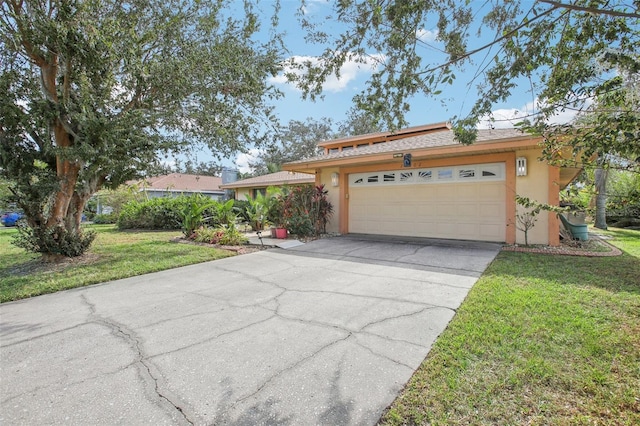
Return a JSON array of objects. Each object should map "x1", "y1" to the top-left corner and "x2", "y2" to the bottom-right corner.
[{"x1": 1, "y1": 212, "x2": 24, "y2": 227}]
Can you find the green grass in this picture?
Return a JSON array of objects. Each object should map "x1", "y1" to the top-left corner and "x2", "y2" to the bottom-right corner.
[
  {"x1": 381, "y1": 228, "x2": 640, "y2": 425},
  {"x1": 0, "y1": 224, "x2": 233, "y2": 303}
]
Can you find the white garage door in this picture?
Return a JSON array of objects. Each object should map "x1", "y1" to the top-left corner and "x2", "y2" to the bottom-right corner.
[{"x1": 348, "y1": 163, "x2": 506, "y2": 242}]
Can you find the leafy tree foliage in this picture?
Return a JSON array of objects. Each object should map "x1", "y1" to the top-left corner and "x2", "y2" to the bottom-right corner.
[
  {"x1": 296, "y1": 0, "x2": 640, "y2": 168},
  {"x1": 250, "y1": 117, "x2": 333, "y2": 175},
  {"x1": 249, "y1": 111, "x2": 383, "y2": 175},
  {"x1": 0, "y1": 0, "x2": 282, "y2": 257}
]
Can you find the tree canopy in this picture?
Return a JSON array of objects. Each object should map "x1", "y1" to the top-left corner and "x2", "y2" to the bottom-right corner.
[
  {"x1": 295, "y1": 0, "x2": 640, "y2": 170},
  {"x1": 0, "y1": 0, "x2": 283, "y2": 257},
  {"x1": 249, "y1": 117, "x2": 333, "y2": 176},
  {"x1": 249, "y1": 111, "x2": 383, "y2": 176}
]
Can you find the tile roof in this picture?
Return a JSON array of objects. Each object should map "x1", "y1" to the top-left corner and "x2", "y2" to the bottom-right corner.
[
  {"x1": 219, "y1": 171, "x2": 315, "y2": 189},
  {"x1": 136, "y1": 173, "x2": 223, "y2": 192},
  {"x1": 286, "y1": 128, "x2": 534, "y2": 165}
]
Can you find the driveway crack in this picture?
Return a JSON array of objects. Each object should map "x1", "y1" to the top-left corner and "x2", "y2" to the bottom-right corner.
[
  {"x1": 80, "y1": 294, "x2": 194, "y2": 425},
  {"x1": 229, "y1": 333, "x2": 352, "y2": 409}
]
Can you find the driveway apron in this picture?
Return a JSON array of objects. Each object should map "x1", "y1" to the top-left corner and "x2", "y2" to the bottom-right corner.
[{"x1": 0, "y1": 235, "x2": 501, "y2": 425}]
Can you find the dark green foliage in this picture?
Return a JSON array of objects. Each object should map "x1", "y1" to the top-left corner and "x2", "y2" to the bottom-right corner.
[
  {"x1": 0, "y1": 0, "x2": 283, "y2": 257},
  {"x1": 285, "y1": 214, "x2": 314, "y2": 237},
  {"x1": 92, "y1": 213, "x2": 118, "y2": 224},
  {"x1": 117, "y1": 198, "x2": 188, "y2": 230},
  {"x1": 606, "y1": 170, "x2": 640, "y2": 224},
  {"x1": 13, "y1": 222, "x2": 96, "y2": 258}
]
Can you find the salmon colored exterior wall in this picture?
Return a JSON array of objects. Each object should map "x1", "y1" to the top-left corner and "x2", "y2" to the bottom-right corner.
[
  {"x1": 285, "y1": 136, "x2": 562, "y2": 246},
  {"x1": 313, "y1": 150, "x2": 560, "y2": 246}
]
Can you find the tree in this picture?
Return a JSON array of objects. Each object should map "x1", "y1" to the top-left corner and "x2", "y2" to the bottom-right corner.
[
  {"x1": 336, "y1": 106, "x2": 384, "y2": 138},
  {"x1": 250, "y1": 117, "x2": 333, "y2": 175},
  {"x1": 295, "y1": 0, "x2": 640, "y2": 168},
  {"x1": 0, "y1": 0, "x2": 282, "y2": 258}
]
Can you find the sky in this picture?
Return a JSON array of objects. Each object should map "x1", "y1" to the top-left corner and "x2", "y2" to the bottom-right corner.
[{"x1": 195, "y1": 0, "x2": 575, "y2": 173}]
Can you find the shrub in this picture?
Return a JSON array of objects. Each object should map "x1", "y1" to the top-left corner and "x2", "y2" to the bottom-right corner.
[
  {"x1": 13, "y1": 222, "x2": 96, "y2": 258},
  {"x1": 286, "y1": 214, "x2": 314, "y2": 236},
  {"x1": 92, "y1": 213, "x2": 118, "y2": 224},
  {"x1": 280, "y1": 185, "x2": 333, "y2": 237},
  {"x1": 193, "y1": 224, "x2": 248, "y2": 245},
  {"x1": 606, "y1": 170, "x2": 640, "y2": 222},
  {"x1": 117, "y1": 197, "x2": 188, "y2": 230}
]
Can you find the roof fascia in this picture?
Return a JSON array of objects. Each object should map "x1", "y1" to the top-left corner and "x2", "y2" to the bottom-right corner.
[
  {"x1": 283, "y1": 136, "x2": 541, "y2": 172},
  {"x1": 317, "y1": 122, "x2": 451, "y2": 148}
]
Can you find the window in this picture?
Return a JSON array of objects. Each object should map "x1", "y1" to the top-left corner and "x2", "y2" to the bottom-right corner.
[
  {"x1": 357, "y1": 143, "x2": 369, "y2": 148},
  {"x1": 329, "y1": 148, "x2": 339, "y2": 153},
  {"x1": 400, "y1": 172, "x2": 413, "y2": 182},
  {"x1": 438, "y1": 169, "x2": 453, "y2": 180},
  {"x1": 342, "y1": 146, "x2": 353, "y2": 152},
  {"x1": 418, "y1": 170, "x2": 432, "y2": 181},
  {"x1": 349, "y1": 163, "x2": 504, "y2": 186},
  {"x1": 459, "y1": 169, "x2": 475, "y2": 178}
]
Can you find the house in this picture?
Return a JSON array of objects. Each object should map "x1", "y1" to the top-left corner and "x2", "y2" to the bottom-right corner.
[
  {"x1": 133, "y1": 173, "x2": 226, "y2": 200},
  {"x1": 282, "y1": 122, "x2": 581, "y2": 246},
  {"x1": 220, "y1": 171, "x2": 315, "y2": 200}
]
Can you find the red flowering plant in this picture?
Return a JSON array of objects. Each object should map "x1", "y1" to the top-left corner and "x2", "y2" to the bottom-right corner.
[{"x1": 279, "y1": 184, "x2": 333, "y2": 238}]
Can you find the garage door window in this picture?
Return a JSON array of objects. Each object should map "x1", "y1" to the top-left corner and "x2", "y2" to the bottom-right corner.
[{"x1": 349, "y1": 162, "x2": 504, "y2": 186}]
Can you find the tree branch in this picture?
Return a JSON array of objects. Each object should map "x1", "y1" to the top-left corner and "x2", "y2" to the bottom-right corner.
[
  {"x1": 538, "y1": 0, "x2": 640, "y2": 19},
  {"x1": 418, "y1": 6, "x2": 559, "y2": 77}
]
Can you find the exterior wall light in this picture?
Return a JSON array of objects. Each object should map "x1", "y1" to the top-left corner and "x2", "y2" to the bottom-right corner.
[
  {"x1": 331, "y1": 172, "x2": 339, "y2": 187},
  {"x1": 516, "y1": 157, "x2": 527, "y2": 176}
]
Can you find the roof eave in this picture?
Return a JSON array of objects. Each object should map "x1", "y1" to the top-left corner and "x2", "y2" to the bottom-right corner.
[
  {"x1": 283, "y1": 136, "x2": 542, "y2": 172},
  {"x1": 220, "y1": 178, "x2": 315, "y2": 189}
]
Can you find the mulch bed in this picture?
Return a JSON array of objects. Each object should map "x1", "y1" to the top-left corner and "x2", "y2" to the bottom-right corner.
[
  {"x1": 171, "y1": 237, "x2": 265, "y2": 255},
  {"x1": 502, "y1": 235, "x2": 622, "y2": 257}
]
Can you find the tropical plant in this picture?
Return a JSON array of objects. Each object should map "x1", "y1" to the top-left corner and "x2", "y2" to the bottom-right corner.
[
  {"x1": 266, "y1": 186, "x2": 288, "y2": 228},
  {"x1": 244, "y1": 193, "x2": 269, "y2": 231},
  {"x1": 181, "y1": 194, "x2": 218, "y2": 238},
  {"x1": 280, "y1": 184, "x2": 333, "y2": 238},
  {"x1": 214, "y1": 199, "x2": 238, "y2": 227},
  {"x1": 192, "y1": 222, "x2": 247, "y2": 246}
]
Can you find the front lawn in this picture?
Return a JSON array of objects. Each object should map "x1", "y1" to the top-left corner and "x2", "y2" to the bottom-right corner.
[
  {"x1": 0, "y1": 224, "x2": 233, "y2": 303},
  {"x1": 381, "y1": 228, "x2": 640, "y2": 425}
]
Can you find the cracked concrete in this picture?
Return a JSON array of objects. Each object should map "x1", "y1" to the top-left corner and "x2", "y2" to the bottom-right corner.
[{"x1": 0, "y1": 235, "x2": 500, "y2": 425}]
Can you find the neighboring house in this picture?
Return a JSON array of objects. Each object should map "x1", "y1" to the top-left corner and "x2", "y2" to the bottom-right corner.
[
  {"x1": 220, "y1": 171, "x2": 315, "y2": 200},
  {"x1": 282, "y1": 122, "x2": 582, "y2": 246},
  {"x1": 134, "y1": 173, "x2": 226, "y2": 200}
]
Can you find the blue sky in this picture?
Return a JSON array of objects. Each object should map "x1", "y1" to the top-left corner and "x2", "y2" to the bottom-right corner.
[{"x1": 201, "y1": 1, "x2": 576, "y2": 173}]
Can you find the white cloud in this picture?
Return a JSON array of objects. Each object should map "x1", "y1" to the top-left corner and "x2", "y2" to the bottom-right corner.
[
  {"x1": 299, "y1": 0, "x2": 329, "y2": 15},
  {"x1": 477, "y1": 98, "x2": 593, "y2": 129},
  {"x1": 235, "y1": 148, "x2": 263, "y2": 174},
  {"x1": 269, "y1": 53, "x2": 385, "y2": 93},
  {"x1": 416, "y1": 28, "x2": 438, "y2": 42}
]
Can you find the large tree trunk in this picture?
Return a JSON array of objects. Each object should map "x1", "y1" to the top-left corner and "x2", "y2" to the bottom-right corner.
[{"x1": 594, "y1": 166, "x2": 608, "y2": 230}]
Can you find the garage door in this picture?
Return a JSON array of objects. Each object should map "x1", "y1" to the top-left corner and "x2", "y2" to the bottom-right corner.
[{"x1": 348, "y1": 162, "x2": 506, "y2": 242}]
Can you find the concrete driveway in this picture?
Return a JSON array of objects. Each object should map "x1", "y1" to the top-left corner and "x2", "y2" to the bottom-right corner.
[{"x1": 0, "y1": 235, "x2": 500, "y2": 425}]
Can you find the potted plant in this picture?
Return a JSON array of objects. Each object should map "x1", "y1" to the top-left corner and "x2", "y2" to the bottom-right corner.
[{"x1": 266, "y1": 187, "x2": 288, "y2": 239}]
